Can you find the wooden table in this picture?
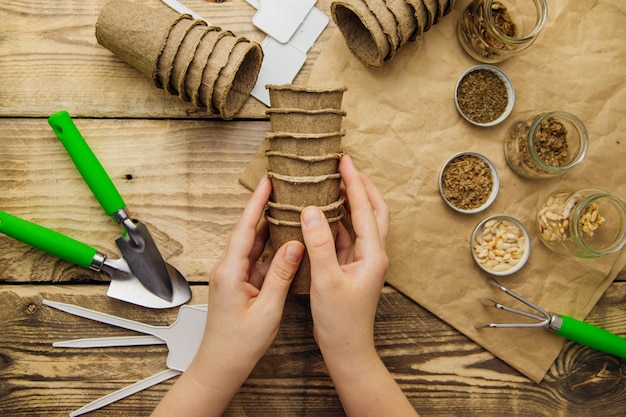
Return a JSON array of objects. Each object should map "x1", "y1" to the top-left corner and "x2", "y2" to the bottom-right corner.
[{"x1": 1, "y1": 1, "x2": 625, "y2": 416}]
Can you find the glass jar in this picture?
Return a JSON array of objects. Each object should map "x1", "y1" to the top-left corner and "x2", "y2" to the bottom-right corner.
[
  {"x1": 537, "y1": 189, "x2": 626, "y2": 258},
  {"x1": 504, "y1": 111, "x2": 588, "y2": 179},
  {"x1": 457, "y1": 0, "x2": 548, "y2": 63}
]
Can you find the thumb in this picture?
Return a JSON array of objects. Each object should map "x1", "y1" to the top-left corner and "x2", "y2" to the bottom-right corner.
[
  {"x1": 301, "y1": 207, "x2": 340, "y2": 277},
  {"x1": 258, "y1": 241, "x2": 304, "y2": 302}
]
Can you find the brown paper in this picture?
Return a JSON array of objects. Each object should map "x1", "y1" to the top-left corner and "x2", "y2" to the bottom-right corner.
[
  {"x1": 242, "y1": 0, "x2": 626, "y2": 383},
  {"x1": 95, "y1": 0, "x2": 178, "y2": 84}
]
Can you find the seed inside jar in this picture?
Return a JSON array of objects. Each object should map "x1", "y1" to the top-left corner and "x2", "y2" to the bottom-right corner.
[
  {"x1": 441, "y1": 154, "x2": 493, "y2": 210},
  {"x1": 473, "y1": 218, "x2": 526, "y2": 273},
  {"x1": 461, "y1": 1, "x2": 517, "y2": 61},
  {"x1": 526, "y1": 116, "x2": 569, "y2": 169},
  {"x1": 457, "y1": 69, "x2": 508, "y2": 124},
  {"x1": 537, "y1": 192, "x2": 606, "y2": 243}
]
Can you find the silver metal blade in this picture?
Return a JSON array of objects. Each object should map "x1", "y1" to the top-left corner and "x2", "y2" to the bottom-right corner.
[
  {"x1": 116, "y1": 221, "x2": 174, "y2": 301},
  {"x1": 102, "y1": 257, "x2": 191, "y2": 309}
]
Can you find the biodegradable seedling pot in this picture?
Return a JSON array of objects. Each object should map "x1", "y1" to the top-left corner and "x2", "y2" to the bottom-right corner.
[
  {"x1": 185, "y1": 27, "x2": 223, "y2": 108},
  {"x1": 198, "y1": 32, "x2": 238, "y2": 113},
  {"x1": 266, "y1": 151, "x2": 342, "y2": 177},
  {"x1": 158, "y1": 16, "x2": 198, "y2": 94},
  {"x1": 266, "y1": 198, "x2": 345, "y2": 223},
  {"x1": 171, "y1": 21, "x2": 208, "y2": 99},
  {"x1": 266, "y1": 131, "x2": 345, "y2": 156},
  {"x1": 266, "y1": 108, "x2": 346, "y2": 134},
  {"x1": 95, "y1": 0, "x2": 180, "y2": 84},
  {"x1": 331, "y1": 0, "x2": 389, "y2": 68},
  {"x1": 212, "y1": 39, "x2": 263, "y2": 120},
  {"x1": 265, "y1": 213, "x2": 343, "y2": 294},
  {"x1": 269, "y1": 172, "x2": 342, "y2": 207},
  {"x1": 267, "y1": 84, "x2": 347, "y2": 110}
]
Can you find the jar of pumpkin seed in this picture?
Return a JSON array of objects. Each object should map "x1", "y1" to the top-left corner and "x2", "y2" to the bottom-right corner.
[
  {"x1": 504, "y1": 111, "x2": 588, "y2": 179},
  {"x1": 457, "y1": 0, "x2": 548, "y2": 63},
  {"x1": 536, "y1": 189, "x2": 626, "y2": 258}
]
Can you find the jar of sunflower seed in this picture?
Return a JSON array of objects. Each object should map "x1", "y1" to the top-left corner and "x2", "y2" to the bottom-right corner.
[
  {"x1": 504, "y1": 111, "x2": 588, "y2": 179},
  {"x1": 536, "y1": 189, "x2": 626, "y2": 258},
  {"x1": 457, "y1": 0, "x2": 548, "y2": 63}
]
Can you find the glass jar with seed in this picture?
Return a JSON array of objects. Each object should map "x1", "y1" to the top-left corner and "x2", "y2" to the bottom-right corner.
[
  {"x1": 504, "y1": 111, "x2": 588, "y2": 179},
  {"x1": 457, "y1": 0, "x2": 548, "y2": 63},
  {"x1": 536, "y1": 189, "x2": 626, "y2": 258}
]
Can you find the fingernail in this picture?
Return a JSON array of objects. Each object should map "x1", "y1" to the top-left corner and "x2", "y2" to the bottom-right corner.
[
  {"x1": 258, "y1": 174, "x2": 268, "y2": 186},
  {"x1": 302, "y1": 206, "x2": 322, "y2": 227},
  {"x1": 285, "y1": 242, "x2": 304, "y2": 263}
]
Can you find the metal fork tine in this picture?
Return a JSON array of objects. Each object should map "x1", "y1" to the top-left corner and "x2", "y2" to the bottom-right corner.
[
  {"x1": 480, "y1": 298, "x2": 547, "y2": 322},
  {"x1": 478, "y1": 279, "x2": 553, "y2": 329},
  {"x1": 488, "y1": 278, "x2": 551, "y2": 318},
  {"x1": 478, "y1": 321, "x2": 550, "y2": 329}
]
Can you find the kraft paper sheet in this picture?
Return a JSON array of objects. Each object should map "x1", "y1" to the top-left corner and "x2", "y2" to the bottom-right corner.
[{"x1": 241, "y1": 0, "x2": 626, "y2": 382}]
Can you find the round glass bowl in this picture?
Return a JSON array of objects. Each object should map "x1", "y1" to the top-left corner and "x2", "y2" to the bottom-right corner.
[
  {"x1": 455, "y1": 65, "x2": 515, "y2": 127},
  {"x1": 471, "y1": 214, "x2": 530, "y2": 276},
  {"x1": 439, "y1": 151, "x2": 499, "y2": 214}
]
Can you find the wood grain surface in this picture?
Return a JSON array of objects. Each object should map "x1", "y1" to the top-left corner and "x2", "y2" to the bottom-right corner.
[
  {"x1": 0, "y1": 0, "x2": 333, "y2": 119},
  {"x1": 0, "y1": 117, "x2": 265, "y2": 283},
  {"x1": 1, "y1": 0, "x2": 625, "y2": 416},
  {"x1": 0, "y1": 284, "x2": 625, "y2": 417}
]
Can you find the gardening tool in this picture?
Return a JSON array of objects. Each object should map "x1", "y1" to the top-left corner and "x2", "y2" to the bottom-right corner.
[
  {"x1": 477, "y1": 278, "x2": 626, "y2": 359},
  {"x1": 47, "y1": 110, "x2": 189, "y2": 303},
  {"x1": 0, "y1": 212, "x2": 189, "y2": 308},
  {"x1": 44, "y1": 300, "x2": 208, "y2": 416},
  {"x1": 0, "y1": 111, "x2": 191, "y2": 308}
]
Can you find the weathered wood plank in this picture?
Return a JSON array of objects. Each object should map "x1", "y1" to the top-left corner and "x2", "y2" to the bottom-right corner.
[
  {"x1": 0, "y1": 0, "x2": 335, "y2": 119},
  {"x1": 0, "y1": 117, "x2": 267, "y2": 283},
  {"x1": 0, "y1": 284, "x2": 624, "y2": 417}
]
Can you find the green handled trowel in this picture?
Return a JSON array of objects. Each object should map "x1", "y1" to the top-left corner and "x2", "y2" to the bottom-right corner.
[
  {"x1": 0, "y1": 111, "x2": 191, "y2": 308},
  {"x1": 47, "y1": 110, "x2": 190, "y2": 305}
]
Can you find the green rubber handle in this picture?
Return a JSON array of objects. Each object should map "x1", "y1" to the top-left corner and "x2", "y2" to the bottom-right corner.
[
  {"x1": 556, "y1": 315, "x2": 626, "y2": 359},
  {"x1": 0, "y1": 210, "x2": 97, "y2": 269},
  {"x1": 48, "y1": 110, "x2": 126, "y2": 218}
]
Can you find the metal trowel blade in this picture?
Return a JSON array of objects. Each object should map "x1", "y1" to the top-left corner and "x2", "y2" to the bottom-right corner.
[
  {"x1": 107, "y1": 262, "x2": 191, "y2": 309},
  {"x1": 115, "y1": 222, "x2": 175, "y2": 301}
]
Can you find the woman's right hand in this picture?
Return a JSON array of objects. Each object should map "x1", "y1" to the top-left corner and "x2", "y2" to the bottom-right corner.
[{"x1": 301, "y1": 155, "x2": 390, "y2": 364}]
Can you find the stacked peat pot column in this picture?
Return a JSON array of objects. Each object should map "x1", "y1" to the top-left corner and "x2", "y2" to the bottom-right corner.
[
  {"x1": 265, "y1": 85, "x2": 348, "y2": 294},
  {"x1": 95, "y1": 0, "x2": 263, "y2": 119}
]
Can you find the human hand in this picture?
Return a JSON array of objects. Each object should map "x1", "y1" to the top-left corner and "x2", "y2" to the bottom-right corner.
[
  {"x1": 190, "y1": 175, "x2": 304, "y2": 389},
  {"x1": 301, "y1": 155, "x2": 390, "y2": 364}
]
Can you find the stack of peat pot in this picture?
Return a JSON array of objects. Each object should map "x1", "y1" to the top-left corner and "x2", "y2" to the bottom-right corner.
[
  {"x1": 95, "y1": 0, "x2": 263, "y2": 119},
  {"x1": 265, "y1": 84, "x2": 348, "y2": 294}
]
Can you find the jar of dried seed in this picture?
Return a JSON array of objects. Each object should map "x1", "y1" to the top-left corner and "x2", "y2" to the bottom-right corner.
[
  {"x1": 457, "y1": 0, "x2": 548, "y2": 63},
  {"x1": 504, "y1": 111, "x2": 588, "y2": 179},
  {"x1": 536, "y1": 189, "x2": 626, "y2": 258}
]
